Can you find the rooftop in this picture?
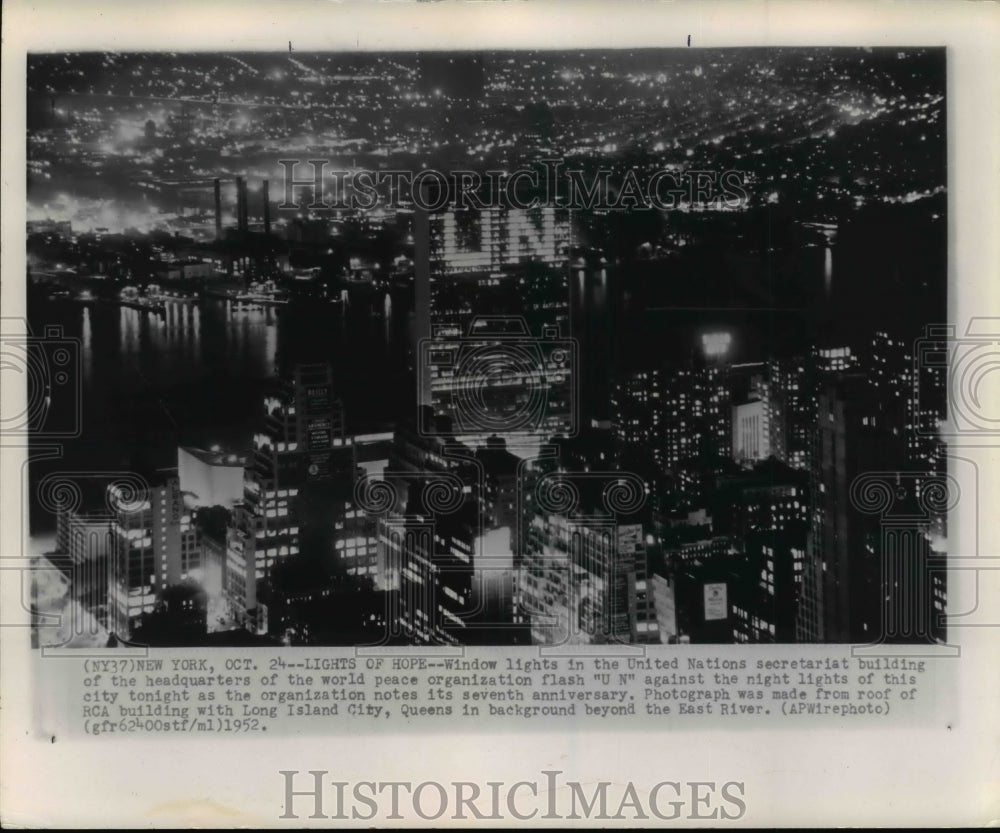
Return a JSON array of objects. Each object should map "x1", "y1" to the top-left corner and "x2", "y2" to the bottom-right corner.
[{"x1": 179, "y1": 446, "x2": 247, "y2": 467}]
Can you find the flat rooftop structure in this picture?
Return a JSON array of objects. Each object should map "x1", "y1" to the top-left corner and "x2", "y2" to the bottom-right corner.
[{"x1": 179, "y1": 446, "x2": 247, "y2": 467}]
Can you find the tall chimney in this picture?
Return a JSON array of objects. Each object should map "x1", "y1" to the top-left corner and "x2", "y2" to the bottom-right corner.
[
  {"x1": 213, "y1": 178, "x2": 222, "y2": 239},
  {"x1": 262, "y1": 179, "x2": 271, "y2": 235}
]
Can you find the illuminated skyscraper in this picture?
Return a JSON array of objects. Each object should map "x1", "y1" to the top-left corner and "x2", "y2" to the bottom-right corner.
[
  {"x1": 402, "y1": 200, "x2": 571, "y2": 277},
  {"x1": 732, "y1": 397, "x2": 769, "y2": 466},
  {"x1": 413, "y1": 202, "x2": 574, "y2": 448},
  {"x1": 715, "y1": 460, "x2": 809, "y2": 642},
  {"x1": 613, "y1": 349, "x2": 736, "y2": 510},
  {"x1": 612, "y1": 367, "x2": 665, "y2": 469},
  {"x1": 761, "y1": 357, "x2": 813, "y2": 471},
  {"x1": 661, "y1": 366, "x2": 704, "y2": 481},
  {"x1": 109, "y1": 473, "x2": 199, "y2": 639},
  {"x1": 226, "y1": 364, "x2": 359, "y2": 631},
  {"x1": 516, "y1": 452, "x2": 648, "y2": 646},
  {"x1": 370, "y1": 413, "x2": 525, "y2": 644},
  {"x1": 701, "y1": 367, "x2": 733, "y2": 462},
  {"x1": 519, "y1": 513, "x2": 642, "y2": 646}
]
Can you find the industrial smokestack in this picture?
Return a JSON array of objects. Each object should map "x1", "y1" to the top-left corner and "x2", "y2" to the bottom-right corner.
[
  {"x1": 213, "y1": 178, "x2": 222, "y2": 239},
  {"x1": 262, "y1": 179, "x2": 271, "y2": 235}
]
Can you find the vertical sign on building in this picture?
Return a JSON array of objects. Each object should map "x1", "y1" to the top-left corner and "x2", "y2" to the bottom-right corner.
[
  {"x1": 704, "y1": 582, "x2": 728, "y2": 621},
  {"x1": 303, "y1": 380, "x2": 332, "y2": 482}
]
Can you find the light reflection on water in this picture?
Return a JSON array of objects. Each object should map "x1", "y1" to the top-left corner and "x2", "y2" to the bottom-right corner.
[{"x1": 29, "y1": 292, "x2": 410, "y2": 535}]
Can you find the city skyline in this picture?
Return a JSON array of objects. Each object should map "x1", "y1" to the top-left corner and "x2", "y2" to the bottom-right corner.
[{"x1": 25, "y1": 47, "x2": 948, "y2": 649}]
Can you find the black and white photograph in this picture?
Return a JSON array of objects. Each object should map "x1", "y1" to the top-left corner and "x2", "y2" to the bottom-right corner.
[
  {"x1": 24, "y1": 43, "x2": 949, "y2": 649},
  {"x1": 2, "y1": 0, "x2": 998, "y2": 828}
]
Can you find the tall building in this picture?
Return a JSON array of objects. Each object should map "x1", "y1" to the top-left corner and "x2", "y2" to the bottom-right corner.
[
  {"x1": 420, "y1": 315, "x2": 576, "y2": 449},
  {"x1": 371, "y1": 414, "x2": 493, "y2": 644},
  {"x1": 519, "y1": 513, "x2": 642, "y2": 646},
  {"x1": 714, "y1": 459, "x2": 809, "y2": 642},
  {"x1": 613, "y1": 354, "x2": 739, "y2": 511},
  {"x1": 413, "y1": 202, "x2": 574, "y2": 449},
  {"x1": 796, "y1": 374, "x2": 907, "y2": 643},
  {"x1": 868, "y1": 330, "x2": 941, "y2": 481},
  {"x1": 108, "y1": 472, "x2": 200, "y2": 639},
  {"x1": 732, "y1": 397, "x2": 769, "y2": 466},
  {"x1": 907, "y1": 328, "x2": 948, "y2": 479},
  {"x1": 701, "y1": 361, "x2": 733, "y2": 461},
  {"x1": 516, "y1": 454, "x2": 649, "y2": 646},
  {"x1": 660, "y1": 366, "x2": 706, "y2": 506},
  {"x1": 654, "y1": 555, "x2": 748, "y2": 644},
  {"x1": 226, "y1": 364, "x2": 358, "y2": 632},
  {"x1": 761, "y1": 357, "x2": 813, "y2": 471},
  {"x1": 612, "y1": 367, "x2": 665, "y2": 470}
]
